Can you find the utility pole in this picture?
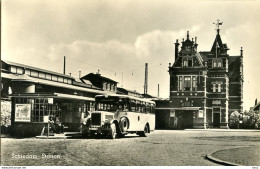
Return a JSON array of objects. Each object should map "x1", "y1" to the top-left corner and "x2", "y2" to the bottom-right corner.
[{"x1": 144, "y1": 63, "x2": 148, "y2": 97}]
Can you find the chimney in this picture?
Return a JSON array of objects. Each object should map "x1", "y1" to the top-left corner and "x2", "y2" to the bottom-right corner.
[
  {"x1": 240, "y1": 47, "x2": 243, "y2": 57},
  {"x1": 255, "y1": 98, "x2": 258, "y2": 106},
  {"x1": 174, "y1": 39, "x2": 180, "y2": 62},
  {"x1": 79, "y1": 71, "x2": 81, "y2": 78},
  {"x1": 194, "y1": 37, "x2": 198, "y2": 50}
]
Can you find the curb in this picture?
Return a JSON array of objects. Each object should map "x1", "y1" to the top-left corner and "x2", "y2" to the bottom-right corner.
[{"x1": 206, "y1": 153, "x2": 242, "y2": 166}]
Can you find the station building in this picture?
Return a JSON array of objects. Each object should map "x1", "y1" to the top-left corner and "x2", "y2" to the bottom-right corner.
[
  {"x1": 167, "y1": 25, "x2": 243, "y2": 129},
  {"x1": 1, "y1": 60, "x2": 118, "y2": 137}
]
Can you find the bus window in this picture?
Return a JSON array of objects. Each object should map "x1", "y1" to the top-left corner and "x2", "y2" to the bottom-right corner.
[
  {"x1": 151, "y1": 104, "x2": 155, "y2": 114},
  {"x1": 130, "y1": 100, "x2": 136, "y2": 111},
  {"x1": 122, "y1": 98, "x2": 129, "y2": 111},
  {"x1": 118, "y1": 102, "x2": 123, "y2": 111},
  {"x1": 146, "y1": 104, "x2": 151, "y2": 113},
  {"x1": 142, "y1": 102, "x2": 146, "y2": 113},
  {"x1": 136, "y1": 101, "x2": 141, "y2": 112}
]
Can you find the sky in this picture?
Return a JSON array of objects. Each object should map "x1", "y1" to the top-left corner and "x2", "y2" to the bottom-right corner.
[{"x1": 2, "y1": 0, "x2": 260, "y2": 111}]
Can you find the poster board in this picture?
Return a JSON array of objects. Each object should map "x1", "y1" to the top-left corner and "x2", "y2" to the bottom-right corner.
[
  {"x1": 198, "y1": 110, "x2": 204, "y2": 118},
  {"x1": 15, "y1": 104, "x2": 31, "y2": 122}
]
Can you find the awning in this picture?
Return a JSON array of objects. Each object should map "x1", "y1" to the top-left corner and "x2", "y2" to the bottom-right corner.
[
  {"x1": 8, "y1": 92, "x2": 95, "y2": 101},
  {"x1": 156, "y1": 107, "x2": 201, "y2": 110}
]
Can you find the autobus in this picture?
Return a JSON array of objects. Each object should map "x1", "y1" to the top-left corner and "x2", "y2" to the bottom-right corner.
[{"x1": 83, "y1": 94, "x2": 156, "y2": 139}]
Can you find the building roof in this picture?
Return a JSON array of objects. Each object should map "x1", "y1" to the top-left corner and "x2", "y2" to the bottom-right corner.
[
  {"x1": 228, "y1": 56, "x2": 241, "y2": 79},
  {"x1": 10, "y1": 74, "x2": 112, "y2": 95},
  {"x1": 253, "y1": 102, "x2": 260, "y2": 111},
  {"x1": 2, "y1": 60, "x2": 73, "y2": 79},
  {"x1": 210, "y1": 34, "x2": 229, "y2": 54},
  {"x1": 117, "y1": 87, "x2": 142, "y2": 95},
  {"x1": 81, "y1": 73, "x2": 118, "y2": 83}
]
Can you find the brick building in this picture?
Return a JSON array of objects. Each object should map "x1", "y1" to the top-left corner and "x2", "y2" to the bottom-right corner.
[{"x1": 168, "y1": 23, "x2": 243, "y2": 129}]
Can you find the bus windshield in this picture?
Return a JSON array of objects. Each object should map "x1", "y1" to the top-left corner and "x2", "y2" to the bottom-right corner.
[
  {"x1": 95, "y1": 96, "x2": 128, "y2": 112},
  {"x1": 96, "y1": 102, "x2": 121, "y2": 112}
]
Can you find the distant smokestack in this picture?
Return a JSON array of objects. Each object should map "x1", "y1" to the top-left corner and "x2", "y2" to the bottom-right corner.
[
  {"x1": 63, "y1": 56, "x2": 66, "y2": 75},
  {"x1": 158, "y1": 84, "x2": 160, "y2": 98}
]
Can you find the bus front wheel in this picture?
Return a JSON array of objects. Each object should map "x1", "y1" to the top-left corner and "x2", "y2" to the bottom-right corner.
[
  {"x1": 109, "y1": 123, "x2": 117, "y2": 139},
  {"x1": 138, "y1": 124, "x2": 149, "y2": 137}
]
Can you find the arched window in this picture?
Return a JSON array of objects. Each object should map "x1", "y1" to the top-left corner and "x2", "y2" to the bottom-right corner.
[
  {"x1": 188, "y1": 57, "x2": 193, "y2": 67},
  {"x1": 218, "y1": 59, "x2": 223, "y2": 68},
  {"x1": 212, "y1": 59, "x2": 217, "y2": 68},
  {"x1": 183, "y1": 57, "x2": 188, "y2": 67}
]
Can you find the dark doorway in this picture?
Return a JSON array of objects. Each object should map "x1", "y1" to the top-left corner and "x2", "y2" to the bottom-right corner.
[
  {"x1": 181, "y1": 111, "x2": 194, "y2": 128},
  {"x1": 213, "y1": 113, "x2": 220, "y2": 128}
]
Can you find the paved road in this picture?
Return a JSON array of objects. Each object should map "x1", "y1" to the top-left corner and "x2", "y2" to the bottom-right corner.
[{"x1": 1, "y1": 130, "x2": 260, "y2": 166}]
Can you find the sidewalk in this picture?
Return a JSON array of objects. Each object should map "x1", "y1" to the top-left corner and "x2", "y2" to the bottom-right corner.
[
  {"x1": 185, "y1": 129, "x2": 260, "y2": 132},
  {"x1": 207, "y1": 146, "x2": 260, "y2": 166}
]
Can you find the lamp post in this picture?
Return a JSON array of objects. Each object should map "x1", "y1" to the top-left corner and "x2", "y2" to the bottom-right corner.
[{"x1": 239, "y1": 113, "x2": 243, "y2": 129}]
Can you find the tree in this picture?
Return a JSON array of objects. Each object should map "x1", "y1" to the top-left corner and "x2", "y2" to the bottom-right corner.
[{"x1": 229, "y1": 111, "x2": 240, "y2": 129}]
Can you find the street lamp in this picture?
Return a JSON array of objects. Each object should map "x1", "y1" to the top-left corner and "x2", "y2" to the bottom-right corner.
[{"x1": 239, "y1": 113, "x2": 243, "y2": 129}]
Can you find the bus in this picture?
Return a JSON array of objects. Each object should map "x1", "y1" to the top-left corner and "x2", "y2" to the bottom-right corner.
[{"x1": 83, "y1": 94, "x2": 156, "y2": 139}]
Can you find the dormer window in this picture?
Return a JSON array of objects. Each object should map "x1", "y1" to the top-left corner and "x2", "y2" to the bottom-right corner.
[
  {"x1": 183, "y1": 57, "x2": 193, "y2": 67},
  {"x1": 218, "y1": 59, "x2": 223, "y2": 67},
  {"x1": 183, "y1": 57, "x2": 188, "y2": 67},
  {"x1": 213, "y1": 59, "x2": 217, "y2": 68},
  {"x1": 188, "y1": 57, "x2": 193, "y2": 67}
]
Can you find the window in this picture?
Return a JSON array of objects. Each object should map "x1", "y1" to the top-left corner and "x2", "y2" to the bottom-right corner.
[
  {"x1": 39, "y1": 72, "x2": 45, "y2": 79},
  {"x1": 46, "y1": 74, "x2": 51, "y2": 80},
  {"x1": 192, "y1": 77, "x2": 197, "y2": 91},
  {"x1": 64, "y1": 78, "x2": 68, "y2": 83},
  {"x1": 179, "y1": 76, "x2": 183, "y2": 91},
  {"x1": 17, "y1": 68, "x2": 24, "y2": 74},
  {"x1": 184, "y1": 76, "x2": 191, "y2": 91},
  {"x1": 213, "y1": 59, "x2": 217, "y2": 68},
  {"x1": 10, "y1": 66, "x2": 17, "y2": 73},
  {"x1": 136, "y1": 101, "x2": 142, "y2": 112},
  {"x1": 111, "y1": 84, "x2": 114, "y2": 91},
  {"x1": 68, "y1": 79, "x2": 72, "y2": 84},
  {"x1": 58, "y1": 76, "x2": 63, "y2": 82},
  {"x1": 25, "y1": 69, "x2": 30, "y2": 75},
  {"x1": 213, "y1": 83, "x2": 216, "y2": 92},
  {"x1": 183, "y1": 57, "x2": 188, "y2": 67},
  {"x1": 217, "y1": 83, "x2": 221, "y2": 92},
  {"x1": 130, "y1": 100, "x2": 136, "y2": 111},
  {"x1": 218, "y1": 59, "x2": 222, "y2": 67},
  {"x1": 188, "y1": 58, "x2": 193, "y2": 67},
  {"x1": 213, "y1": 83, "x2": 222, "y2": 92},
  {"x1": 52, "y1": 75, "x2": 58, "y2": 81},
  {"x1": 31, "y1": 71, "x2": 39, "y2": 77}
]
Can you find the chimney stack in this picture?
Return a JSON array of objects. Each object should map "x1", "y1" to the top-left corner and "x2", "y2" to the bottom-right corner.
[
  {"x1": 255, "y1": 98, "x2": 258, "y2": 106},
  {"x1": 79, "y1": 71, "x2": 81, "y2": 78},
  {"x1": 174, "y1": 39, "x2": 180, "y2": 62}
]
